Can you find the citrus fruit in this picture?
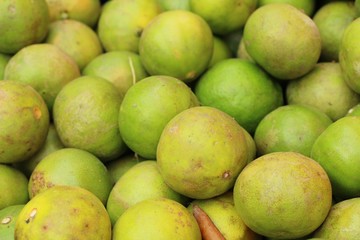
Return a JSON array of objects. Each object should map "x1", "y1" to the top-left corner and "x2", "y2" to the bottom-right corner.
[
  {"x1": 157, "y1": 106, "x2": 249, "y2": 199},
  {"x1": 346, "y1": 103, "x2": 360, "y2": 116},
  {"x1": 0, "y1": 80, "x2": 50, "y2": 163},
  {"x1": 0, "y1": 164, "x2": 28, "y2": 210},
  {"x1": 0, "y1": 0, "x2": 49, "y2": 54},
  {"x1": 53, "y1": 75, "x2": 127, "y2": 162},
  {"x1": 14, "y1": 124, "x2": 64, "y2": 178},
  {"x1": 28, "y1": 148, "x2": 112, "y2": 205},
  {"x1": 233, "y1": 152, "x2": 332, "y2": 239},
  {"x1": 97, "y1": 0, "x2": 161, "y2": 53},
  {"x1": 257, "y1": 0, "x2": 315, "y2": 16},
  {"x1": 112, "y1": 198, "x2": 201, "y2": 240},
  {"x1": 286, "y1": 62, "x2": 360, "y2": 121},
  {"x1": 208, "y1": 36, "x2": 232, "y2": 68},
  {"x1": 236, "y1": 38, "x2": 255, "y2": 62},
  {"x1": 139, "y1": 10, "x2": 214, "y2": 82},
  {"x1": 243, "y1": 3, "x2": 321, "y2": 80},
  {"x1": 156, "y1": 0, "x2": 190, "y2": 11},
  {"x1": 313, "y1": 1, "x2": 359, "y2": 61},
  {"x1": 4, "y1": 43, "x2": 81, "y2": 112},
  {"x1": 45, "y1": 0, "x2": 101, "y2": 27},
  {"x1": 15, "y1": 185, "x2": 111, "y2": 240},
  {"x1": 188, "y1": 191, "x2": 261, "y2": 240},
  {"x1": 339, "y1": 17, "x2": 360, "y2": 93},
  {"x1": 356, "y1": 0, "x2": 360, "y2": 13},
  {"x1": 106, "y1": 160, "x2": 189, "y2": 225},
  {"x1": 82, "y1": 50, "x2": 148, "y2": 95},
  {"x1": 311, "y1": 116, "x2": 360, "y2": 200},
  {"x1": 189, "y1": 0, "x2": 258, "y2": 35},
  {"x1": 119, "y1": 75, "x2": 199, "y2": 159},
  {"x1": 313, "y1": 197, "x2": 360, "y2": 239},
  {"x1": 194, "y1": 58, "x2": 284, "y2": 134},
  {"x1": 45, "y1": 19, "x2": 103, "y2": 70},
  {"x1": 0, "y1": 53, "x2": 10, "y2": 79},
  {"x1": 0, "y1": 204, "x2": 25, "y2": 240},
  {"x1": 254, "y1": 104, "x2": 333, "y2": 157}
]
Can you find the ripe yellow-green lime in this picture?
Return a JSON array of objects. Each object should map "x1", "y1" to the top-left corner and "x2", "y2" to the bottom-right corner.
[
  {"x1": 119, "y1": 75, "x2": 199, "y2": 159},
  {"x1": 286, "y1": 62, "x2": 360, "y2": 121},
  {"x1": 157, "y1": 106, "x2": 249, "y2": 199},
  {"x1": 82, "y1": 51, "x2": 148, "y2": 95},
  {"x1": 254, "y1": 104, "x2": 333, "y2": 157},
  {"x1": 97, "y1": 0, "x2": 161, "y2": 53},
  {"x1": 106, "y1": 160, "x2": 189, "y2": 225},
  {"x1": 208, "y1": 36, "x2": 233, "y2": 68},
  {"x1": 195, "y1": 58, "x2": 283, "y2": 134},
  {"x1": 45, "y1": 19, "x2": 103, "y2": 70},
  {"x1": 0, "y1": 164, "x2": 28, "y2": 210},
  {"x1": 4, "y1": 43, "x2": 81, "y2": 112},
  {"x1": 53, "y1": 76, "x2": 127, "y2": 161},
  {"x1": 28, "y1": 148, "x2": 112, "y2": 205},
  {"x1": 45, "y1": 0, "x2": 101, "y2": 27},
  {"x1": 15, "y1": 185, "x2": 112, "y2": 240},
  {"x1": 139, "y1": 10, "x2": 214, "y2": 82},
  {"x1": 0, "y1": 204, "x2": 25, "y2": 240},
  {"x1": 243, "y1": 3, "x2": 321, "y2": 80},
  {"x1": 257, "y1": 0, "x2": 315, "y2": 16},
  {"x1": 112, "y1": 198, "x2": 201, "y2": 240},
  {"x1": 0, "y1": 81, "x2": 50, "y2": 163},
  {"x1": 311, "y1": 116, "x2": 360, "y2": 200},
  {"x1": 0, "y1": 0, "x2": 49, "y2": 54},
  {"x1": 233, "y1": 152, "x2": 332, "y2": 239},
  {"x1": 313, "y1": 198, "x2": 360, "y2": 239},
  {"x1": 313, "y1": 1, "x2": 359, "y2": 61},
  {"x1": 156, "y1": 0, "x2": 190, "y2": 11},
  {"x1": 339, "y1": 17, "x2": 360, "y2": 94},
  {"x1": 189, "y1": 0, "x2": 258, "y2": 35}
]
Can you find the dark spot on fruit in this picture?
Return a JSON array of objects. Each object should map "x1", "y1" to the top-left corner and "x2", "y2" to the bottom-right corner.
[
  {"x1": 136, "y1": 28, "x2": 143, "y2": 38},
  {"x1": 42, "y1": 225, "x2": 48, "y2": 230},
  {"x1": 33, "y1": 106, "x2": 42, "y2": 119}
]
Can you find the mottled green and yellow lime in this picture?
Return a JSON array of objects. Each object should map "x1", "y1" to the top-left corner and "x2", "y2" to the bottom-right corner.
[
  {"x1": 311, "y1": 116, "x2": 360, "y2": 200},
  {"x1": 286, "y1": 62, "x2": 360, "y2": 121},
  {"x1": 195, "y1": 59, "x2": 283, "y2": 134},
  {"x1": 0, "y1": 165, "x2": 28, "y2": 210},
  {"x1": 112, "y1": 198, "x2": 201, "y2": 240},
  {"x1": 0, "y1": 0, "x2": 49, "y2": 54},
  {"x1": 139, "y1": 10, "x2": 213, "y2": 82},
  {"x1": 233, "y1": 152, "x2": 332, "y2": 239},
  {"x1": 97, "y1": 0, "x2": 161, "y2": 53},
  {"x1": 0, "y1": 81, "x2": 49, "y2": 163},
  {"x1": 208, "y1": 37, "x2": 233, "y2": 68},
  {"x1": 4, "y1": 43, "x2": 81, "y2": 112},
  {"x1": 0, "y1": 204, "x2": 24, "y2": 240},
  {"x1": 15, "y1": 186, "x2": 111, "y2": 240},
  {"x1": 243, "y1": 3, "x2": 321, "y2": 80},
  {"x1": 258, "y1": 0, "x2": 315, "y2": 16},
  {"x1": 254, "y1": 104, "x2": 333, "y2": 157},
  {"x1": 119, "y1": 75, "x2": 199, "y2": 159},
  {"x1": 156, "y1": 0, "x2": 190, "y2": 11},
  {"x1": 339, "y1": 17, "x2": 360, "y2": 93},
  {"x1": 189, "y1": 0, "x2": 258, "y2": 35},
  {"x1": 53, "y1": 76, "x2": 127, "y2": 161},
  {"x1": 157, "y1": 106, "x2": 249, "y2": 199},
  {"x1": 313, "y1": 1, "x2": 359, "y2": 61}
]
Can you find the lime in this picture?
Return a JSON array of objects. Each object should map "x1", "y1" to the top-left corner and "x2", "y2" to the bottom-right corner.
[
  {"x1": 119, "y1": 75, "x2": 199, "y2": 159},
  {"x1": 311, "y1": 116, "x2": 360, "y2": 200},
  {"x1": 4, "y1": 43, "x2": 81, "y2": 112},
  {"x1": 208, "y1": 36, "x2": 232, "y2": 68},
  {"x1": 15, "y1": 185, "x2": 111, "y2": 239},
  {"x1": 243, "y1": 3, "x2": 321, "y2": 80},
  {"x1": 0, "y1": 164, "x2": 28, "y2": 210},
  {"x1": 45, "y1": 19, "x2": 103, "y2": 70},
  {"x1": 157, "y1": 106, "x2": 249, "y2": 199},
  {"x1": 156, "y1": 0, "x2": 190, "y2": 11},
  {"x1": 189, "y1": 0, "x2": 258, "y2": 35},
  {"x1": 28, "y1": 148, "x2": 112, "y2": 205},
  {"x1": 286, "y1": 62, "x2": 360, "y2": 121},
  {"x1": 0, "y1": 204, "x2": 25, "y2": 240},
  {"x1": 0, "y1": 53, "x2": 11, "y2": 79},
  {"x1": 346, "y1": 103, "x2": 360, "y2": 116},
  {"x1": 53, "y1": 76, "x2": 127, "y2": 161},
  {"x1": 0, "y1": 0, "x2": 49, "y2": 54},
  {"x1": 233, "y1": 152, "x2": 332, "y2": 239},
  {"x1": 0, "y1": 80, "x2": 49, "y2": 163},
  {"x1": 254, "y1": 104, "x2": 333, "y2": 157},
  {"x1": 258, "y1": 0, "x2": 315, "y2": 16},
  {"x1": 195, "y1": 58, "x2": 284, "y2": 134},
  {"x1": 313, "y1": 1, "x2": 359, "y2": 61},
  {"x1": 82, "y1": 51, "x2": 148, "y2": 95},
  {"x1": 139, "y1": 10, "x2": 213, "y2": 82}
]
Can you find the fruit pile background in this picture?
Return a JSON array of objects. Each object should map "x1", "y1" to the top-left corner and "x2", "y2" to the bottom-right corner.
[{"x1": 0, "y1": 0, "x2": 360, "y2": 239}]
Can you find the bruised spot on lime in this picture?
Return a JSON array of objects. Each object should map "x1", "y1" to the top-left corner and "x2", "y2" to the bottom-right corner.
[
  {"x1": 33, "y1": 107, "x2": 42, "y2": 119},
  {"x1": 1, "y1": 216, "x2": 11, "y2": 224}
]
